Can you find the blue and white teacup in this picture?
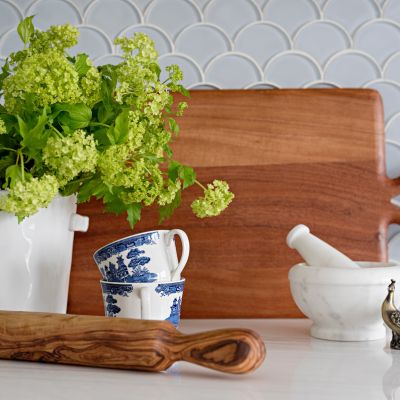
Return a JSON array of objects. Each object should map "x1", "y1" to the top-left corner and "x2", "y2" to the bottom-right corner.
[
  {"x1": 93, "y1": 229, "x2": 190, "y2": 283},
  {"x1": 100, "y1": 279, "x2": 185, "y2": 327}
]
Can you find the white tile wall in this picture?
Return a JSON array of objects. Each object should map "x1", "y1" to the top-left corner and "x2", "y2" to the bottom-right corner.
[{"x1": 0, "y1": 0, "x2": 399, "y2": 258}]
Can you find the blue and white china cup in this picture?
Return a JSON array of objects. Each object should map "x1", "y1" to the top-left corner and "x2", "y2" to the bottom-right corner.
[
  {"x1": 100, "y1": 279, "x2": 185, "y2": 327},
  {"x1": 93, "y1": 229, "x2": 190, "y2": 283}
]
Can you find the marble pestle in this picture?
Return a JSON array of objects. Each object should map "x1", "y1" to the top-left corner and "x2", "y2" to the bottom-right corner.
[{"x1": 286, "y1": 224, "x2": 359, "y2": 268}]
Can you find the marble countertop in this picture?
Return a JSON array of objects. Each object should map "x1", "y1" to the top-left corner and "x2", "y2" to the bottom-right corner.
[{"x1": 0, "y1": 318, "x2": 398, "y2": 400}]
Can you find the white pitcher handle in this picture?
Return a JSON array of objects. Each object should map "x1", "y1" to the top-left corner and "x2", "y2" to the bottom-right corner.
[
  {"x1": 140, "y1": 287, "x2": 151, "y2": 320},
  {"x1": 166, "y1": 229, "x2": 190, "y2": 281},
  {"x1": 69, "y1": 213, "x2": 89, "y2": 232}
]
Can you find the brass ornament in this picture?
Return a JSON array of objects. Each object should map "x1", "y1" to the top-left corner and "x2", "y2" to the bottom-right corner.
[{"x1": 382, "y1": 280, "x2": 400, "y2": 349}]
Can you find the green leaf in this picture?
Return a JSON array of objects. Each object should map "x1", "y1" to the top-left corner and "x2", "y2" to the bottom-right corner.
[
  {"x1": 168, "y1": 160, "x2": 181, "y2": 181},
  {"x1": 93, "y1": 127, "x2": 111, "y2": 146},
  {"x1": 74, "y1": 54, "x2": 91, "y2": 77},
  {"x1": 143, "y1": 154, "x2": 164, "y2": 163},
  {"x1": 104, "y1": 196, "x2": 127, "y2": 215},
  {"x1": 177, "y1": 85, "x2": 190, "y2": 97},
  {"x1": 16, "y1": 116, "x2": 28, "y2": 139},
  {"x1": 18, "y1": 110, "x2": 50, "y2": 161},
  {"x1": 179, "y1": 165, "x2": 196, "y2": 189},
  {"x1": 106, "y1": 126, "x2": 116, "y2": 145},
  {"x1": 100, "y1": 80, "x2": 114, "y2": 113},
  {"x1": 126, "y1": 203, "x2": 142, "y2": 229},
  {"x1": 168, "y1": 118, "x2": 179, "y2": 134},
  {"x1": 149, "y1": 62, "x2": 161, "y2": 79},
  {"x1": 77, "y1": 177, "x2": 105, "y2": 203},
  {"x1": 167, "y1": 161, "x2": 196, "y2": 189},
  {"x1": 113, "y1": 108, "x2": 130, "y2": 144},
  {"x1": 17, "y1": 16, "x2": 35, "y2": 45},
  {"x1": 163, "y1": 144, "x2": 173, "y2": 158},
  {"x1": 60, "y1": 180, "x2": 82, "y2": 197},
  {"x1": 29, "y1": 108, "x2": 48, "y2": 138},
  {"x1": 96, "y1": 103, "x2": 114, "y2": 124},
  {"x1": 159, "y1": 190, "x2": 181, "y2": 224},
  {"x1": 0, "y1": 60, "x2": 10, "y2": 92},
  {"x1": 0, "y1": 153, "x2": 16, "y2": 176},
  {"x1": 4, "y1": 164, "x2": 22, "y2": 189},
  {"x1": 54, "y1": 103, "x2": 92, "y2": 130},
  {"x1": 100, "y1": 65, "x2": 118, "y2": 112}
]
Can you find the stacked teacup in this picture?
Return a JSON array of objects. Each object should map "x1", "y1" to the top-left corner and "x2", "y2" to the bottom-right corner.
[{"x1": 93, "y1": 229, "x2": 189, "y2": 327}]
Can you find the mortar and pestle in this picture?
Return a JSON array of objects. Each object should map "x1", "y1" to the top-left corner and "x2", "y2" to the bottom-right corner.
[{"x1": 287, "y1": 224, "x2": 400, "y2": 341}]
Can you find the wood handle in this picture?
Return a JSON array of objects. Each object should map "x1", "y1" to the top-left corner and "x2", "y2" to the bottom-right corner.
[
  {"x1": 172, "y1": 328, "x2": 266, "y2": 374},
  {"x1": 0, "y1": 311, "x2": 265, "y2": 374}
]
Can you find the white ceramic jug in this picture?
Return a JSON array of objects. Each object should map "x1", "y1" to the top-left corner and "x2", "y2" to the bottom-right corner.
[{"x1": 0, "y1": 194, "x2": 88, "y2": 313}]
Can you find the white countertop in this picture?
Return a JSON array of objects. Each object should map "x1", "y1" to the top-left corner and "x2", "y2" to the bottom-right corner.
[{"x1": 0, "y1": 318, "x2": 398, "y2": 400}]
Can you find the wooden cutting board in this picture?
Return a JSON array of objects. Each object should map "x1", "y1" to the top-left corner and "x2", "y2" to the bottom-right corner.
[{"x1": 68, "y1": 89, "x2": 400, "y2": 318}]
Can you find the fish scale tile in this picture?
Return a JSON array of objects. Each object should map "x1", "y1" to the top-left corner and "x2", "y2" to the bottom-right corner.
[{"x1": 1, "y1": 0, "x2": 400, "y2": 251}]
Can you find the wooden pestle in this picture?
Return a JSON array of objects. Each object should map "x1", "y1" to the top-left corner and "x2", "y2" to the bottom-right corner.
[{"x1": 0, "y1": 310, "x2": 266, "y2": 374}]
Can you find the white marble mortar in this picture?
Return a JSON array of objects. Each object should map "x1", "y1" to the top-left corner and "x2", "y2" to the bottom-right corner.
[{"x1": 289, "y1": 262, "x2": 400, "y2": 341}]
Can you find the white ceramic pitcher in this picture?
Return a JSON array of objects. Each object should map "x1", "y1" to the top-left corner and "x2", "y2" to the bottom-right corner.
[{"x1": 0, "y1": 194, "x2": 88, "y2": 313}]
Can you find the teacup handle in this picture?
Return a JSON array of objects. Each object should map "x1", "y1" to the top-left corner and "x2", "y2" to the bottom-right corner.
[
  {"x1": 140, "y1": 287, "x2": 151, "y2": 320},
  {"x1": 165, "y1": 229, "x2": 190, "y2": 281}
]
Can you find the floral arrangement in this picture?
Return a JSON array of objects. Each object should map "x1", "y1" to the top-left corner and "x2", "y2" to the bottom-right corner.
[{"x1": 0, "y1": 17, "x2": 234, "y2": 228}]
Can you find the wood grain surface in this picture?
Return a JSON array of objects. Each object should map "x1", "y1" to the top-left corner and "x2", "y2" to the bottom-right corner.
[
  {"x1": 0, "y1": 311, "x2": 265, "y2": 374},
  {"x1": 68, "y1": 89, "x2": 400, "y2": 318}
]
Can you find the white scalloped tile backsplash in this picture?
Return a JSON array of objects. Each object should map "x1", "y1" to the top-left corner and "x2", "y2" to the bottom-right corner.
[{"x1": 1, "y1": 0, "x2": 400, "y2": 257}]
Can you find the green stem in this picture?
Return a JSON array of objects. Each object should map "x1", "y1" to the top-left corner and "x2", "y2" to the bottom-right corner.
[
  {"x1": 89, "y1": 122, "x2": 110, "y2": 128},
  {"x1": 0, "y1": 147, "x2": 17, "y2": 153},
  {"x1": 143, "y1": 165, "x2": 152, "y2": 175},
  {"x1": 49, "y1": 124, "x2": 63, "y2": 138},
  {"x1": 195, "y1": 180, "x2": 207, "y2": 191},
  {"x1": 19, "y1": 150, "x2": 25, "y2": 181}
]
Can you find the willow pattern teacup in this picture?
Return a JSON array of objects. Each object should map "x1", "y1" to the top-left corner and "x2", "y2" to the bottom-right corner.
[
  {"x1": 93, "y1": 229, "x2": 189, "y2": 283},
  {"x1": 100, "y1": 279, "x2": 185, "y2": 327}
]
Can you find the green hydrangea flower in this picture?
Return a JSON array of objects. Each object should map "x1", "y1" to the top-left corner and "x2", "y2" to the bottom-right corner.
[
  {"x1": 158, "y1": 179, "x2": 181, "y2": 206},
  {"x1": 4, "y1": 23, "x2": 101, "y2": 113},
  {"x1": 80, "y1": 61, "x2": 102, "y2": 107},
  {"x1": 143, "y1": 83, "x2": 171, "y2": 118},
  {"x1": 176, "y1": 101, "x2": 188, "y2": 117},
  {"x1": 99, "y1": 144, "x2": 165, "y2": 206},
  {"x1": 98, "y1": 144, "x2": 142, "y2": 188},
  {"x1": 3, "y1": 50, "x2": 82, "y2": 113},
  {"x1": 0, "y1": 118, "x2": 6, "y2": 134},
  {"x1": 166, "y1": 64, "x2": 184, "y2": 88},
  {"x1": 191, "y1": 180, "x2": 234, "y2": 218},
  {"x1": 118, "y1": 164, "x2": 163, "y2": 206},
  {"x1": 43, "y1": 129, "x2": 98, "y2": 186},
  {"x1": 0, "y1": 175, "x2": 59, "y2": 221},
  {"x1": 115, "y1": 33, "x2": 158, "y2": 64},
  {"x1": 142, "y1": 123, "x2": 171, "y2": 157},
  {"x1": 30, "y1": 24, "x2": 79, "y2": 53},
  {"x1": 114, "y1": 33, "x2": 159, "y2": 106},
  {"x1": 9, "y1": 24, "x2": 79, "y2": 65},
  {"x1": 127, "y1": 110, "x2": 145, "y2": 150}
]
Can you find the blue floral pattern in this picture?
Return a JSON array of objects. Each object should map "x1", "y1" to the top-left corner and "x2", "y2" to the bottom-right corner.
[
  {"x1": 165, "y1": 297, "x2": 182, "y2": 327},
  {"x1": 101, "y1": 282, "x2": 134, "y2": 297},
  {"x1": 105, "y1": 294, "x2": 121, "y2": 317},
  {"x1": 94, "y1": 231, "x2": 159, "y2": 263},
  {"x1": 102, "y1": 251, "x2": 158, "y2": 283},
  {"x1": 155, "y1": 281, "x2": 185, "y2": 297}
]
